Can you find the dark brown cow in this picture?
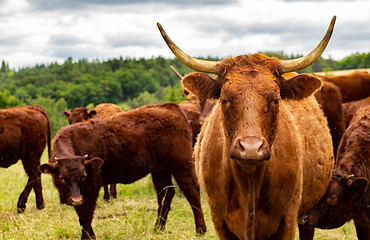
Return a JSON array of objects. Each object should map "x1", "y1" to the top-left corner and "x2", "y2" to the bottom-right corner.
[
  {"x1": 317, "y1": 71, "x2": 370, "y2": 103},
  {"x1": 300, "y1": 105, "x2": 370, "y2": 240},
  {"x1": 64, "y1": 103, "x2": 123, "y2": 200},
  {"x1": 39, "y1": 103, "x2": 206, "y2": 239},
  {"x1": 0, "y1": 105, "x2": 51, "y2": 212},
  {"x1": 314, "y1": 81, "x2": 345, "y2": 158},
  {"x1": 342, "y1": 96, "x2": 370, "y2": 128},
  {"x1": 158, "y1": 16, "x2": 335, "y2": 239}
]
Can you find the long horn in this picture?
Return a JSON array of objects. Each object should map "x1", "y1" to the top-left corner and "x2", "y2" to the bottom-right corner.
[
  {"x1": 170, "y1": 65, "x2": 183, "y2": 79},
  {"x1": 157, "y1": 23, "x2": 221, "y2": 74},
  {"x1": 278, "y1": 16, "x2": 336, "y2": 74}
]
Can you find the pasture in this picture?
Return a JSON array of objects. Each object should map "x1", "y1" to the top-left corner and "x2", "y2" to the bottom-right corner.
[{"x1": 0, "y1": 152, "x2": 358, "y2": 239}]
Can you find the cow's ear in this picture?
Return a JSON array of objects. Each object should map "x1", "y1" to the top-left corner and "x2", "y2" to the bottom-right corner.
[
  {"x1": 347, "y1": 177, "x2": 369, "y2": 198},
  {"x1": 38, "y1": 162, "x2": 58, "y2": 174},
  {"x1": 182, "y1": 72, "x2": 221, "y2": 101},
  {"x1": 64, "y1": 111, "x2": 71, "y2": 118},
  {"x1": 88, "y1": 110, "x2": 97, "y2": 118},
  {"x1": 85, "y1": 158, "x2": 104, "y2": 169},
  {"x1": 279, "y1": 74, "x2": 322, "y2": 100}
]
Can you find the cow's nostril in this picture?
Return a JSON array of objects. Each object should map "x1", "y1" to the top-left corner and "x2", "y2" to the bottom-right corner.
[{"x1": 230, "y1": 136, "x2": 270, "y2": 161}]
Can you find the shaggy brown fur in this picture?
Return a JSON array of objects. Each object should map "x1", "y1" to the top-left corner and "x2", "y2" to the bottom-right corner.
[
  {"x1": 314, "y1": 81, "x2": 345, "y2": 158},
  {"x1": 183, "y1": 53, "x2": 334, "y2": 239},
  {"x1": 301, "y1": 105, "x2": 370, "y2": 240},
  {"x1": 39, "y1": 103, "x2": 206, "y2": 239},
  {"x1": 317, "y1": 71, "x2": 370, "y2": 102},
  {"x1": 342, "y1": 96, "x2": 370, "y2": 128},
  {"x1": 0, "y1": 105, "x2": 51, "y2": 212}
]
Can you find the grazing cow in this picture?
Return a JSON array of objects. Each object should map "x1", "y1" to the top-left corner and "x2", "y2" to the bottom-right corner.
[
  {"x1": 314, "y1": 81, "x2": 345, "y2": 157},
  {"x1": 64, "y1": 103, "x2": 123, "y2": 200},
  {"x1": 316, "y1": 71, "x2": 370, "y2": 103},
  {"x1": 158, "y1": 16, "x2": 335, "y2": 239},
  {"x1": 342, "y1": 96, "x2": 370, "y2": 128},
  {"x1": 300, "y1": 105, "x2": 370, "y2": 240},
  {"x1": 39, "y1": 103, "x2": 206, "y2": 239},
  {"x1": 0, "y1": 105, "x2": 51, "y2": 212}
]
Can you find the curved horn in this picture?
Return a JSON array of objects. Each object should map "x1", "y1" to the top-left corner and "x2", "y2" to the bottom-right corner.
[
  {"x1": 157, "y1": 23, "x2": 221, "y2": 74},
  {"x1": 170, "y1": 65, "x2": 183, "y2": 79},
  {"x1": 278, "y1": 16, "x2": 336, "y2": 74}
]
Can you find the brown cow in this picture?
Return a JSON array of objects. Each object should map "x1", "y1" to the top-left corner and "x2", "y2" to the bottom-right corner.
[
  {"x1": 158, "y1": 16, "x2": 335, "y2": 239},
  {"x1": 64, "y1": 103, "x2": 123, "y2": 200},
  {"x1": 316, "y1": 71, "x2": 370, "y2": 103},
  {"x1": 314, "y1": 81, "x2": 345, "y2": 158},
  {"x1": 172, "y1": 66, "x2": 215, "y2": 145},
  {"x1": 0, "y1": 105, "x2": 51, "y2": 212},
  {"x1": 300, "y1": 105, "x2": 370, "y2": 240},
  {"x1": 39, "y1": 103, "x2": 206, "y2": 239},
  {"x1": 342, "y1": 96, "x2": 370, "y2": 128},
  {"x1": 64, "y1": 103, "x2": 123, "y2": 124}
]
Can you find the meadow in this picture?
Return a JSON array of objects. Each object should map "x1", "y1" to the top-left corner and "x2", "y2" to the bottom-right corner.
[{"x1": 0, "y1": 152, "x2": 358, "y2": 239}]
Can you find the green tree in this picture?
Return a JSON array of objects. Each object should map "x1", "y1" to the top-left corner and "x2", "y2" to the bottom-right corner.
[{"x1": 0, "y1": 91, "x2": 22, "y2": 108}]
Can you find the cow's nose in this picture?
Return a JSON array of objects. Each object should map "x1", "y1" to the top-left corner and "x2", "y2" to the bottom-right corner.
[
  {"x1": 230, "y1": 136, "x2": 270, "y2": 161},
  {"x1": 70, "y1": 196, "x2": 84, "y2": 206}
]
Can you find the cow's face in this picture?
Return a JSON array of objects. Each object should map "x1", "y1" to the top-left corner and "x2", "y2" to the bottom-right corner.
[
  {"x1": 158, "y1": 17, "x2": 335, "y2": 166},
  {"x1": 301, "y1": 171, "x2": 368, "y2": 229},
  {"x1": 39, "y1": 155, "x2": 103, "y2": 206},
  {"x1": 182, "y1": 54, "x2": 322, "y2": 166},
  {"x1": 64, "y1": 107, "x2": 96, "y2": 124}
]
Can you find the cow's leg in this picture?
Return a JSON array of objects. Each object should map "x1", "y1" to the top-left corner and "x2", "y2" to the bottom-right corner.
[
  {"x1": 18, "y1": 156, "x2": 44, "y2": 212},
  {"x1": 211, "y1": 216, "x2": 240, "y2": 240},
  {"x1": 109, "y1": 184, "x2": 117, "y2": 199},
  {"x1": 103, "y1": 185, "x2": 110, "y2": 201},
  {"x1": 298, "y1": 224, "x2": 315, "y2": 240},
  {"x1": 172, "y1": 170, "x2": 207, "y2": 235},
  {"x1": 151, "y1": 171, "x2": 175, "y2": 232},
  {"x1": 354, "y1": 220, "x2": 370, "y2": 240},
  {"x1": 74, "y1": 200, "x2": 97, "y2": 240}
]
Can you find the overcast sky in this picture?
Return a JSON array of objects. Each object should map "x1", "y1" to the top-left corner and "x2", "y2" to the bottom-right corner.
[{"x1": 0, "y1": 0, "x2": 369, "y2": 69}]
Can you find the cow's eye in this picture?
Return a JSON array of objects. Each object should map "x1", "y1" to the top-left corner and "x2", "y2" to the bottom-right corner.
[
  {"x1": 327, "y1": 195, "x2": 337, "y2": 205},
  {"x1": 221, "y1": 99, "x2": 228, "y2": 105},
  {"x1": 59, "y1": 177, "x2": 66, "y2": 183},
  {"x1": 273, "y1": 99, "x2": 280, "y2": 105}
]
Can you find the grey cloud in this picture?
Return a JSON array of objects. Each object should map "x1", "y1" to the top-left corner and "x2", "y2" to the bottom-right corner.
[
  {"x1": 106, "y1": 32, "x2": 162, "y2": 48},
  {"x1": 27, "y1": 0, "x2": 236, "y2": 11},
  {"x1": 49, "y1": 34, "x2": 84, "y2": 46}
]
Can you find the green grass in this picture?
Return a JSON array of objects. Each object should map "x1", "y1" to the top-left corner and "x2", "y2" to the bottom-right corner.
[{"x1": 0, "y1": 153, "x2": 357, "y2": 239}]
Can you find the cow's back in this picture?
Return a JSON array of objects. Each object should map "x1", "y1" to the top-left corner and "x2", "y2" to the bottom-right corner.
[
  {"x1": 342, "y1": 96, "x2": 370, "y2": 128},
  {"x1": 92, "y1": 103, "x2": 123, "y2": 118},
  {"x1": 0, "y1": 105, "x2": 50, "y2": 167},
  {"x1": 53, "y1": 103, "x2": 193, "y2": 184},
  {"x1": 285, "y1": 96, "x2": 334, "y2": 214}
]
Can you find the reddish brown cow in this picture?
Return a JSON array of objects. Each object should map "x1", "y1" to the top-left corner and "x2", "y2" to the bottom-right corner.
[
  {"x1": 314, "y1": 81, "x2": 345, "y2": 157},
  {"x1": 300, "y1": 105, "x2": 370, "y2": 240},
  {"x1": 39, "y1": 103, "x2": 206, "y2": 239},
  {"x1": 0, "y1": 105, "x2": 51, "y2": 212},
  {"x1": 64, "y1": 103, "x2": 123, "y2": 124},
  {"x1": 342, "y1": 96, "x2": 370, "y2": 128},
  {"x1": 158, "y1": 16, "x2": 335, "y2": 239},
  {"x1": 317, "y1": 71, "x2": 370, "y2": 102},
  {"x1": 172, "y1": 66, "x2": 215, "y2": 145},
  {"x1": 64, "y1": 103, "x2": 123, "y2": 200}
]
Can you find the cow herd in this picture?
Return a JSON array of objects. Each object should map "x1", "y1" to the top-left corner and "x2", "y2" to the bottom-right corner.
[{"x1": 1, "y1": 15, "x2": 370, "y2": 240}]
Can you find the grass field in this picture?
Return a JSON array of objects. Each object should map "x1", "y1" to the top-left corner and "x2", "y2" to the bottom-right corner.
[{"x1": 0, "y1": 152, "x2": 358, "y2": 239}]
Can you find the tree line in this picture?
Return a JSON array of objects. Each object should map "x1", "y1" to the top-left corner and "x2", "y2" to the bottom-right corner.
[{"x1": 0, "y1": 51, "x2": 369, "y2": 136}]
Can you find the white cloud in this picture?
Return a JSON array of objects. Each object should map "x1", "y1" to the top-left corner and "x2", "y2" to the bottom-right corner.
[{"x1": 0, "y1": 0, "x2": 368, "y2": 69}]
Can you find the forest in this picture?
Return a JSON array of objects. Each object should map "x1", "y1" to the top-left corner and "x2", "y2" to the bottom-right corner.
[{"x1": 0, "y1": 51, "x2": 369, "y2": 136}]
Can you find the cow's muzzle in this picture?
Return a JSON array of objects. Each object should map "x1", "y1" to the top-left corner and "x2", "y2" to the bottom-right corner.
[
  {"x1": 68, "y1": 196, "x2": 84, "y2": 206},
  {"x1": 230, "y1": 136, "x2": 270, "y2": 162}
]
